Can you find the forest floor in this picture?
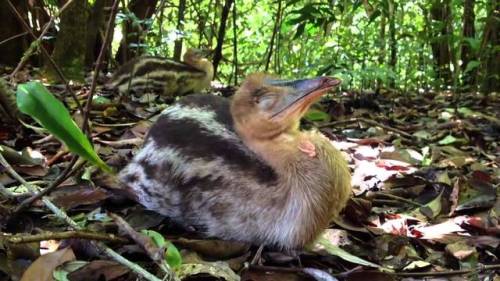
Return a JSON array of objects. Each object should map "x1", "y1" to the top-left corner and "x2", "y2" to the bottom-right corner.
[{"x1": 0, "y1": 73, "x2": 499, "y2": 281}]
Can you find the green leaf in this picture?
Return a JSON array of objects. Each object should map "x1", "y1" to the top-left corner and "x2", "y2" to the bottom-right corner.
[
  {"x1": 438, "y1": 135, "x2": 458, "y2": 145},
  {"x1": 141, "y1": 229, "x2": 166, "y2": 248},
  {"x1": 165, "y1": 242, "x2": 182, "y2": 268},
  {"x1": 16, "y1": 82, "x2": 113, "y2": 173},
  {"x1": 304, "y1": 109, "x2": 330, "y2": 122},
  {"x1": 316, "y1": 237, "x2": 381, "y2": 268},
  {"x1": 141, "y1": 230, "x2": 182, "y2": 268},
  {"x1": 464, "y1": 60, "x2": 480, "y2": 73}
]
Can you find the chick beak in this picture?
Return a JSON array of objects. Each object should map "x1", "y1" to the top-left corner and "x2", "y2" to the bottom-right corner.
[{"x1": 268, "y1": 76, "x2": 341, "y2": 119}]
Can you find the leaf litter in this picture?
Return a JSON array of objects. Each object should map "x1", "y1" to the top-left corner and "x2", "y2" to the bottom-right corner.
[{"x1": 0, "y1": 74, "x2": 498, "y2": 280}]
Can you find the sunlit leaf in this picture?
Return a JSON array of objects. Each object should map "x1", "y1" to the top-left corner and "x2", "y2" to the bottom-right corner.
[
  {"x1": 316, "y1": 237, "x2": 381, "y2": 268},
  {"x1": 141, "y1": 229, "x2": 182, "y2": 268},
  {"x1": 304, "y1": 109, "x2": 330, "y2": 122},
  {"x1": 141, "y1": 229, "x2": 166, "y2": 248},
  {"x1": 438, "y1": 135, "x2": 458, "y2": 145},
  {"x1": 16, "y1": 82, "x2": 113, "y2": 173},
  {"x1": 165, "y1": 243, "x2": 182, "y2": 268},
  {"x1": 464, "y1": 60, "x2": 480, "y2": 73}
]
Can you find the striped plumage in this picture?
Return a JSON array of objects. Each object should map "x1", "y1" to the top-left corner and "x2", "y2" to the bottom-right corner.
[
  {"x1": 107, "y1": 49, "x2": 213, "y2": 97},
  {"x1": 119, "y1": 74, "x2": 351, "y2": 249}
]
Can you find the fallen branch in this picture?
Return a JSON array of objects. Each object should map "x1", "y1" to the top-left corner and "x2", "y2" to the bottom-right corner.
[
  {"x1": 0, "y1": 149, "x2": 38, "y2": 194},
  {"x1": 390, "y1": 263, "x2": 500, "y2": 277},
  {"x1": 7, "y1": 230, "x2": 129, "y2": 244},
  {"x1": 42, "y1": 199, "x2": 169, "y2": 281},
  {"x1": 1, "y1": 137, "x2": 169, "y2": 281}
]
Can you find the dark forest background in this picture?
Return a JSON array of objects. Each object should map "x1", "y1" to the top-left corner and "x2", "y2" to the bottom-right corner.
[{"x1": 0, "y1": 0, "x2": 498, "y2": 93}]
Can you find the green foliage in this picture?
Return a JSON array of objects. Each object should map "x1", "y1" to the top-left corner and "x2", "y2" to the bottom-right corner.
[
  {"x1": 141, "y1": 230, "x2": 182, "y2": 268},
  {"x1": 108, "y1": 0, "x2": 495, "y2": 92},
  {"x1": 16, "y1": 82, "x2": 113, "y2": 174}
]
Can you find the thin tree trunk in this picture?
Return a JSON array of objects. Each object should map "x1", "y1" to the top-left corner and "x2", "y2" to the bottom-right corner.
[
  {"x1": 430, "y1": 0, "x2": 453, "y2": 87},
  {"x1": 46, "y1": 0, "x2": 89, "y2": 82},
  {"x1": 173, "y1": 0, "x2": 186, "y2": 60},
  {"x1": 212, "y1": 0, "x2": 234, "y2": 77},
  {"x1": 274, "y1": 4, "x2": 284, "y2": 74},
  {"x1": 388, "y1": 0, "x2": 397, "y2": 88},
  {"x1": 209, "y1": 0, "x2": 220, "y2": 48},
  {"x1": 480, "y1": 0, "x2": 499, "y2": 93},
  {"x1": 0, "y1": 0, "x2": 30, "y2": 66},
  {"x1": 232, "y1": 1, "x2": 238, "y2": 85},
  {"x1": 85, "y1": 0, "x2": 107, "y2": 68},
  {"x1": 115, "y1": 0, "x2": 158, "y2": 63},
  {"x1": 377, "y1": 15, "x2": 386, "y2": 88},
  {"x1": 265, "y1": 0, "x2": 282, "y2": 72},
  {"x1": 461, "y1": 0, "x2": 476, "y2": 88}
]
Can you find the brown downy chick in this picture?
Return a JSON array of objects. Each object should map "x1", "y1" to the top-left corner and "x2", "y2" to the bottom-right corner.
[
  {"x1": 119, "y1": 73, "x2": 351, "y2": 249},
  {"x1": 106, "y1": 48, "x2": 213, "y2": 97}
]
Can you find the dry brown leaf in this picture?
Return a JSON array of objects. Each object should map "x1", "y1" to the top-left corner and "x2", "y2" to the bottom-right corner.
[
  {"x1": 20, "y1": 247, "x2": 75, "y2": 281},
  {"x1": 67, "y1": 260, "x2": 130, "y2": 281}
]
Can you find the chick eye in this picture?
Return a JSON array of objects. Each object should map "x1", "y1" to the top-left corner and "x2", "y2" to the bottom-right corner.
[{"x1": 256, "y1": 94, "x2": 278, "y2": 111}]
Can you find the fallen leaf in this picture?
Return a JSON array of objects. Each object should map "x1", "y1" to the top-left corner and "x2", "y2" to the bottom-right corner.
[
  {"x1": 20, "y1": 247, "x2": 75, "y2": 281},
  {"x1": 175, "y1": 262, "x2": 239, "y2": 281},
  {"x1": 67, "y1": 260, "x2": 130, "y2": 281},
  {"x1": 445, "y1": 241, "x2": 476, "y2": 260}
]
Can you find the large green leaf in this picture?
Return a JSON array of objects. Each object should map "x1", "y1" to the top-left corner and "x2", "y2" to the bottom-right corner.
[
  {"x1": 16, "y1": 82, "x2": 113, "y2": 173},
  {"x1": 316, "y1": 237, "x2": 382, "y2": 268}
]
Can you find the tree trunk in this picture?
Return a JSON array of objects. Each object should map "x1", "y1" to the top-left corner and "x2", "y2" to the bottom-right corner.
[
  {"x1": 46, "y1": 0, "x2": 89, "y2": 82},
  {"x1": 430, "y1": 0, "x2": 453, "y2": 86},
  {"x1": 480, "y1": 0, "x2": 499, "y2": 93},
  {"x1": 212, "y1": 0, "x2": 234, "y2": 77},
  {"x1": 173, "y1": 0, "x2": 187, "y2": 60},
  {"x1": 461, "y1": 0, "x2": 476, "y2": 88},
  {"x1": 85, "y1": 0, "x2": 108, "y2": 68},
  {"x1": 115, "y1": 0, "x2": 158, "y2": 64},
  {"x1": 0, "y1": 0, "x2": 30, "y2": 66},
  {"x1": 231, "y1": 1, "x2": 238, "y2": 84},
  {"x1": 388, "y1": 0, "x2": 397, "y2": 87},
  {"x1": 265, "y1": 0, "x2": 282, "y2": 72}
]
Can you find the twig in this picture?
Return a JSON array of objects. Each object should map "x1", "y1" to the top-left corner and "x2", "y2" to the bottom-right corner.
[
  {"x1": 81, "y1": 0, "x2": 120, "y2": 134},
  {"x1": 6, "y1": 0, "x2": 84, "y2": 114},
  {"x1": 249, "y1": 264, "x2": 363, "y2": 278},
  {"x1": 390, "y1": 263, "x2": 500, "y2": 277},
  {"x1": 231, "y1": 2, "x2": 238, "y2": 85},
  {"x1": 264, "y1": 0, "x2": 282, "y2": 72},
  {"x1": 0, "y1": 31, "x2": 28, "y2": 46},
  {"x1": 251, "y1": 264, "x2": 500, "y2": 278},
  {"x1": 14, "y1": 156, "x2": 84, "y2": 213},
  {"x1": 109, "y1": 213, "x2": 175, "y2": 278},
  {"x1": 0, "y1": 182, "x2": 25, "y2": 199},
  {"x1": 0, "y1": 151, "x2": 37, "y2": 194},
  {"x1": 2, "y1": 143, "x2": 166, "y2": 281},
  {"x1": 7, "y1": 230, "x2": 129, "y2": 244},
  {"x1": 10, "y1": 0, "x2": 74, "y2": 79},
  {"x1": 42, "y1": 198, "x2": 167, "y2": 281},
  {"x1": 94, "y1": 137, "x2": 143, "y2": 148},
  {"x1": 318, "y1": 117, "x2": 415, "y2": 139}
]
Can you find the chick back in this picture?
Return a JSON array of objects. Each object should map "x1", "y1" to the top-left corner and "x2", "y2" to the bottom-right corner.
[
  {"x1": 107, "y1": 56, "x2": 208, "y2": 96},
  {"x1": 119, "y1": 95, "x2": 281, "y2": 241}
]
